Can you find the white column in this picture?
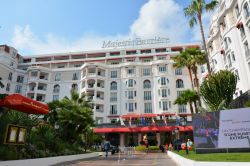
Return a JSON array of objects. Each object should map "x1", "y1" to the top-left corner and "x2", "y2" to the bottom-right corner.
[
  {"x1": 138, "y1": 133, "x2": 142, "y2": 145},
  {"x1": 156, "y1": 132, "x2": 161, "y2": 146},
  {"x1": 120, "y1": 133, "x2": 125, "y2": 147}
]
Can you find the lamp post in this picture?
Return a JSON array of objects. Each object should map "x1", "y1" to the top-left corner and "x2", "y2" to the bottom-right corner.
[{"x1": 181, "y1": 117, "x2": 188, "y2": 155}]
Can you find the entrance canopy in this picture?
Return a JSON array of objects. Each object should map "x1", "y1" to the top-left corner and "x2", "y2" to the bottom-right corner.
[
  {"x1": 0, "y1": 94, "x2": 49, "y2": 114},
  {"x1": 94, "y1": 126, "x2": 193, "y2": 133}
]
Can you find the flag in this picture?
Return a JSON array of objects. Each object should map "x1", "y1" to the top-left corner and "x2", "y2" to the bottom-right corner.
[
  {"x1": 120, "y1": 117, "x2": 125, "y2": 126},
  {"x1": 175, "y1": 114, "x2": 180, "y2": 125},
  {"x1": 129, "y1": 117, "x2": 132, "y2": 126},
  {"x1": 152, "y1": 117, "x2": 155, "y2": 125},
  {"x1": 140, "y1": 117, "x2": 146, "y2": 126}
]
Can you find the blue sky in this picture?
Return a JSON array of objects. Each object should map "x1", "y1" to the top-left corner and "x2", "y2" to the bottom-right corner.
[{"x1": 0, "y1": 0, "x2": 213, "y2": 55}]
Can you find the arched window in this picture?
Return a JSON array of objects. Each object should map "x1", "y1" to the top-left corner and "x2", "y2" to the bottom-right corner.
[
  {"x1": 243, "y1": 3, "x2": 250, "y2": 19},
  {"x1": 71, "y1": 84, "x2": 78, "y2": 91},
  {"x1": 110, "y1": 81, "x2": 117, "y2": 90},
  {"x1": 127, "y1": 79, "x2": 136, "y2": 87},
  {"x1": 176, "y1": 79, "x2": 184, "y2": 88},
  {"x1": 143, "y1": 80, "x2": 151, "y2": 89},
  {"x1": 53, "y1": 84, "x2": 60, "y2": 93}
]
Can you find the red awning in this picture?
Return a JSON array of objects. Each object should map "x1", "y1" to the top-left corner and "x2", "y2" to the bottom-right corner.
[
  {"x1": 93, "y1": 126, "x2": 193, "y2": 133},
  {"x1": 121, "y1": 114, "x2": 141, "y2": 119},
  {"x1": 0, "y1": 94, "x2": 49, "y2": 114},
  {"x1": 141, "y1": 114, "x2": 157, "y2": 118},
  {"x1": 158, "y1": 113, "x2": 176, "y2": 116}
]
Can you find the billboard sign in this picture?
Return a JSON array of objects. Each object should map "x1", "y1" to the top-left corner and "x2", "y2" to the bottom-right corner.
[{"x1": 192, "y1": 108, "x2": 250, "y2": 149}]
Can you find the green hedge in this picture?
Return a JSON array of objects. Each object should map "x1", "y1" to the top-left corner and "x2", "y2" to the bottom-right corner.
[{"x1": 135, "y1": 146, "x2": 159, "y2": 151}]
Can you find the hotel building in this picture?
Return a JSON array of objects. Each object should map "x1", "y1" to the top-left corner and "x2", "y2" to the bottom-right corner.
[
  {"x1": 207, "y1": 0, "x2": 250, "y2": 98},
  {"x1": 0, "y1": 43, "x2": 201, "y2": 146}
]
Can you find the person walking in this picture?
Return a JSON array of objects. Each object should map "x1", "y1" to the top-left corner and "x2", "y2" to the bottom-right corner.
[
  {"x1": 165, "y1": 143, "x2": 168, "y2": 154},
  {"x1": 104, "y1": 141, "x2": 111, "y2": 158}
]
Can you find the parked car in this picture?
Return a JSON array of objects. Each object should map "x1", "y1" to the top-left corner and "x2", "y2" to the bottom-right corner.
[{"x1": 101, "y1": 143, "x2": 119, "y2": 154}]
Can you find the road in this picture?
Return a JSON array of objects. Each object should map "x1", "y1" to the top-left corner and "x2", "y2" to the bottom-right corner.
[{"x1": 60, "y1": 153, "x2": 178, "y2": 166}]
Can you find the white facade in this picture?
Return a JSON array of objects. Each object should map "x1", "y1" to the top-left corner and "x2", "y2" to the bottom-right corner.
[
  {"x1": 207, "y1": 0, "x2": 250, "y2": 97},
  {"x1": 0, "y1": 44, "x2": 202, "y2": 123}
]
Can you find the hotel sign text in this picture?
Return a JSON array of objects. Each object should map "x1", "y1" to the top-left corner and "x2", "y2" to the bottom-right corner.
[{"x1": 102, "y1": 37, "x2": 170, "y2": 49}]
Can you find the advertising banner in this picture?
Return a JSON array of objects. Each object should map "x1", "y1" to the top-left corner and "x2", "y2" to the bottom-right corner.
[{"x1": 192, "y1": 108, "x2": 250, "y2": 149}]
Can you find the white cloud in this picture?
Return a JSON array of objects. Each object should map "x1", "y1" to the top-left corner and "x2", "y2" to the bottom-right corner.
[
  {"x1": 130, "y1": 0, "x2": 189, "y2": 43},
  {"x1": 11, "y1": 0, "x2": 212, "y2": 55}
]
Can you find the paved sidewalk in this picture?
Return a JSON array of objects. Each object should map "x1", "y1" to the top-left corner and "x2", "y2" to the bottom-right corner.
[
  {"x1": 66, "y1": 153, "x2": 177, "y2": 166},
  {"x1": 0, "y1": 152, "x2": 99, "y2": 166}
]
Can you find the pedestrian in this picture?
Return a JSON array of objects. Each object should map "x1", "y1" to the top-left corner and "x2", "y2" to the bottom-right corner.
[
  {"x1": 165, "y1": 143, "x2": 168, "y2": 154},
  {"x1": 169, "y1": 143, "x2": 173, "y2": 151},
  {"x1": 104, "y1": 141, "x2": 110, "y2": 158}
]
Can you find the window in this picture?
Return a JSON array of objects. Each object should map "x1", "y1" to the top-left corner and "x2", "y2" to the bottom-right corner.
[
  {"x1": 127, "y1": 69, "x2": 135, "y2": 75},
  {"x1": 8, "y1": 72, "x2": 12, "y2": 81},
  {"x1": 157, "y1": 56, "x2": 166, "y2": 60},
  {"x1": 144, "y1": 91, "x2": 152, "y2": 100},
  {"x1": 128, "y1": 103, "x2": 134, "y2": 112},
  {"x1": 53, "y1": 84, "x2": 60, "y2": 93},
  {"x1": 201, "y1": 66, "x2": 206, "y2": 73},
  {"x1": 239, "y1": 26, "x2": 246, "y2": 39},
  {"x1": 111, "y1": 71, "x2": 117, "y2": 78},
  {"x1": 177, "y1": 91, "x2": 184, "y2": 97},
  {"x1": 244, "y1": 42, "x2": 250, "y2": 57},
  {"x1": 143, "y1": 80, "x2": 151, "y2": 89},
  {"x1": 175, "y1": 68, "x2": 182, "y2": 75},
  {"x1": 160, "y1": 77, "x2": 167, "y2": 85},
  {"x1": 128, "y1": 91, "x2": 134, "y2": 99},
  {"x1": 176, "y1": 79, "x2": 184, "y2": 88},
  {"x1": 159, "y1": 65, "x2": 167, "y2": 73},
  {"x1": 16, "y1": 75, "x2": 24, "y2": 83},
  {"x1": 55, "y1": 73, "x2": 61, "y2": 81},
  {"x1": 53, "y1": 95, "x2": 59, "y2": 101},
  {"x1": 6, "y1": 83, "x2": 10, "y2": 92},
  {"x1": 235, "y1": 5, "x2": 240, "y2": 18},
  {"x1": 227, "y1": 54, "x2": 232, "y2": 67},
  {"x1": 162, "y1": 101, "x2": 168, "y2": 111},
  {"x1": 110, "y1": 105, "x2": 117, "y2": 115},
  {"x1": 71, "y1": 84, "x2": 78, "y2": 91},
  {"x1": 127, "y1": 79, "x2": 135, "y2": 87},
  {"x1": 243, "y1": 3, "x2": 250, "y2": 19},
  {"x1": 248, "y1": 62, "x2": 250, "y2": 72},
  {"x1": 231, "y1": 51, "x2": 236, "y2": 61},
  {"x1": 110, "y1": 92, "x2": 117, "y2": 102},
  {"x1": 15, "y1": 85, "x2": 22, "y2": 93},
  {"x1": 72, "y1": 72, "x2": 79, "y2": 80},
  {"x1": 235, "y1": 69, "x2": 240, "y2": 81},
  {"x1": 143, "y1": 68, "x2": 151, "y2": 76},
  {"x1": 161, "y1": 89, "x2": 167, "y2": 97},
  {"x1": 144, "y1": 103, "x2": 152, "y2": 113},
  {"x1": 178, "y1": 105, "x2": 187, "y2": 113},
  {"x1": 110, "y1": 81, "x2": 117, "y2": 90}
]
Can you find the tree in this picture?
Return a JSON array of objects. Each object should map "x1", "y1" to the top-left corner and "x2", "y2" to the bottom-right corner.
[
  {"x1": 184, "y1": 0, "x2": 218, "y2": 74},
  {"x1": 47, "y1": 91, "x2": 94, "y2": 145},
  {"x1": 174, "y1": 89, "x2": 199, "y2": 114},
  {"x1": 172, "y1": 50, "x2": 194, "y2": 90},
  {"x1": 200, "y1": 70, "x2": 237, "y2": 111}
]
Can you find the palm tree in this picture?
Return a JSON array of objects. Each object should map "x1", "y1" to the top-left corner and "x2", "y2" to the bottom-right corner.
[
  {"x1": 47, "y1": 91, "x2": 94, "y2": 145},
  {"x1": 174, "y1": 89, "x2": 199, "y2": 114},
  {"x1": 172, "y1": 51, "x2": 194, "y2": 90},
  {"x1": 184, "y1": 0, "x2": 218, "y2": 75}
]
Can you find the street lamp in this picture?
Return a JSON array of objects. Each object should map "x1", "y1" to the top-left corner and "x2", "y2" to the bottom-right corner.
[{"x1": 180, "y1": 117, "x2": 188, "y2": 155}]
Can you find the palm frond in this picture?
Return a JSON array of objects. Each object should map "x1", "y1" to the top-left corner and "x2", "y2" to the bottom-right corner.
[{"x1": 205, "y1": 0, "x2": 218, "y2": 12}]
